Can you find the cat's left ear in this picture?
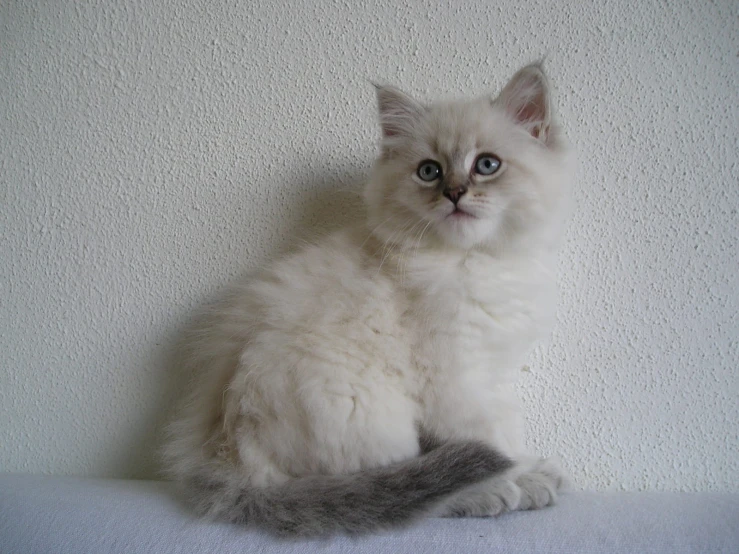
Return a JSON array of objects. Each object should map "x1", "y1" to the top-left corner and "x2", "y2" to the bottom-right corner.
[
  {"x1": 374, "y1": 85, "x2": 425, "y2": 140},
  {"x1": 496, "y1": 63, "x2": 551, "y2": 142}
]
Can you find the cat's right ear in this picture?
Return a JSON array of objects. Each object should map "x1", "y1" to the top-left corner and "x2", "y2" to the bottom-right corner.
[
  {"x1": 374, "y1": 85, "x2": 424, "y2": 140},
  {"x1": 496, "y1": 63, "x2": 552, "y2": 142}
]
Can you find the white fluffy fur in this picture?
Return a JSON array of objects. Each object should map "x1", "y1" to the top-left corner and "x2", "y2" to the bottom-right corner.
[{"x1": 164, "y1": 63, "x2": 574, "y2": 527}]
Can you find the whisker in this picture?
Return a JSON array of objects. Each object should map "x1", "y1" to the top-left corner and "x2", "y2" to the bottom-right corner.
[
  {"x1": 375, "y1": 217, "x2": 417, "y2": 276},
  {"x1": 413, "y1": 220, "x2": 433, "y2": 262},
  {"x1": 359, "y1": 214, "x2": 397, "y2": 250},
  {"x1": 395, "y1": 218, "x2": 428, "y2": 284}
]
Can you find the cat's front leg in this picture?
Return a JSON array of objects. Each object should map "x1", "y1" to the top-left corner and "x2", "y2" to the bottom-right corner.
[
  {"x1": 424, "y1": 378, "x2": 567, "y2": 516},
  {"x1": 513, "y1": 456, "x2": 567, "y2": 510},
  {"x1": 438, "y1": 477, "x2": 521, "y2": 517},
  {"x1": 438, "y1": 456, "x2": 567, "y2": 517}
]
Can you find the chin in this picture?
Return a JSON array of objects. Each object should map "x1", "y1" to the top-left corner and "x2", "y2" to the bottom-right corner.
[{"x1": 436, "y1": 215, "x2": 498, "y2": 250}]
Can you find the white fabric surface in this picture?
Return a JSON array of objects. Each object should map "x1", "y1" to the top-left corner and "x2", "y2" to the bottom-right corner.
[{"x1": 1, "y1": 474, "x2": 737, "y2": 554}]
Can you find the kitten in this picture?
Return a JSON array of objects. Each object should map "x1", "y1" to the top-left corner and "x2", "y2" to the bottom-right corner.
[{"x1": 163, "y1": 63, "x2": 573, "y2": 537}]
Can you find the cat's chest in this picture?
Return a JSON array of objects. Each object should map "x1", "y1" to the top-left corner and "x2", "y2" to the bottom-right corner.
[{"x1": 404, "y1": 252, "x2": 554, "y2": 373}]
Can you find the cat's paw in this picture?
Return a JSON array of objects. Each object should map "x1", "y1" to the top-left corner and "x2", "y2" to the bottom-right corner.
[
  {"x1": 533, "y1": 456, "x2": 569, "y2": 489},
  {"x1": 515, "y1": 471, "x2": 556, "y2": 510},
  {"x1": 514, "y1": 457, "x2": 567, "y2": 510},
  {"x1": 442, "y1": 479, "x2": 521, "y2": 517}
]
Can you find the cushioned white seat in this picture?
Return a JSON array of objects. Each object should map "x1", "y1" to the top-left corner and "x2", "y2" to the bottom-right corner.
[{"x1": 1, "y1": 474, "x2": 737, "y2": 553}]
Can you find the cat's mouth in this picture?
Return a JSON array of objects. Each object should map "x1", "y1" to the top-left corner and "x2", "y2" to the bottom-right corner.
[{"x1": 447, "y1": 208, "x2": 475, "y2": 219}]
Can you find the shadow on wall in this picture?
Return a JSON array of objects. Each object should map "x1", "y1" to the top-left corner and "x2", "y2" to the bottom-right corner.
[
  {"x1": 116, "y1": 169, "x2": 367, "y2": 480},
  {"x1": 283, "y1": 171, "x2": 368, "y2": 256}
]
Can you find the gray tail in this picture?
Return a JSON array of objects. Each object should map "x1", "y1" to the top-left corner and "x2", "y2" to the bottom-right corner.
[{"x1": 188, "y1": 441, "x2": 511, "y2": 537}]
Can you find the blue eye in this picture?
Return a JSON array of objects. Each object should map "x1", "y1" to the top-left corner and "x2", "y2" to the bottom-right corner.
[
  {"x1": 417, "y1": 160, "x2": 442, "y2": 182},
  {"x1": 474, "y1": 154, "x2": 501, "y2": 176}
]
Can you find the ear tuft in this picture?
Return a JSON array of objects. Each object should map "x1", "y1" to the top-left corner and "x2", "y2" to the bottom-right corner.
[
  {"x1": 496, "y1": 63, "x2": 551, "y2": 141},
  {"x1": 374, "y1": 85, "x2": 424, "y2": 139}
]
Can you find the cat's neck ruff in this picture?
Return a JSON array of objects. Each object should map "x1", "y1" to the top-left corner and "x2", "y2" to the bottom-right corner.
[{"x1": 361, "y1": 220, "x2": 550, "y2": 278}]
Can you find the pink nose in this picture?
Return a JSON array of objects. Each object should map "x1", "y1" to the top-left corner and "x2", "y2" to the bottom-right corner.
[{"x1": 443, "y1": 186, "x2": 468, "y2": 205}]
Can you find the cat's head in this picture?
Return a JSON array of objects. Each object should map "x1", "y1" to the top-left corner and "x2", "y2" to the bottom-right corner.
[{"x1": 364, "y1": 63, "x2": 572, "y2": 253}]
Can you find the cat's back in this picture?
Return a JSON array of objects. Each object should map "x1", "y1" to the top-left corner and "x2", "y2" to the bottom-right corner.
[
  {"x1": 187, "y1": 228, "x2": 397, "y2": 366},
  {"x1": 244, "y1": 227, "x2": 400, "y2": 329}
]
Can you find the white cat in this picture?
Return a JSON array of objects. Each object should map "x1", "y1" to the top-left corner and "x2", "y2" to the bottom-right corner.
[{"x1": 163, "y1": 63, "x2": 574, "y2": 536}]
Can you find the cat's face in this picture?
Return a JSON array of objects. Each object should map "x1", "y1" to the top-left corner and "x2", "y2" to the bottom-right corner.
[{"x1": 365, "y1": 64, "x2": 571, "y2": 252}]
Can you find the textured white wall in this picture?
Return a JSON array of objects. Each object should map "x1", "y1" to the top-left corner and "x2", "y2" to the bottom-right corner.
[{"x1": 1, "y1": 0, "x2": 737, "y2": 490}]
